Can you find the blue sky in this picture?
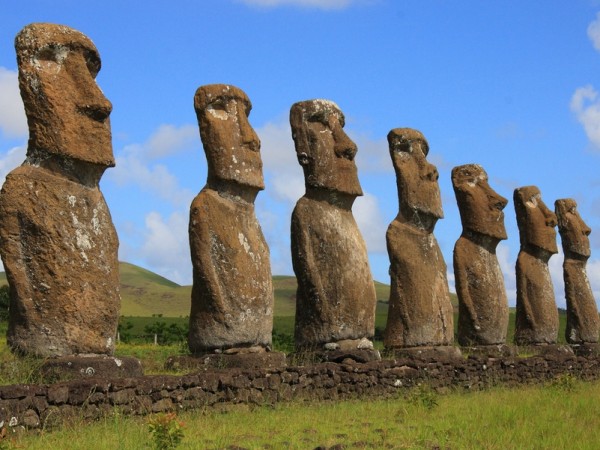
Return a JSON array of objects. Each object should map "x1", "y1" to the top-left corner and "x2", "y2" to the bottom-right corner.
[{"x1": 1, "y1": 0, "x2": 600, "y2": 308}]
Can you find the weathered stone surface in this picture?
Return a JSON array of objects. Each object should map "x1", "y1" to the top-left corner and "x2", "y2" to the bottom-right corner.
[
  {"x1": 383, "y1": 128, "x2": 454, "y2": 349},
  {"x1": 452, "y1": 164, "x2": 509, "y2": 346},
  {"x1": 513, "y1": 186, "x2": 559, "y2": 345},
  {"x1": 0, "y1": 23, "x2": 119, "y2": 357},
  {"x1": 555, "y1": 198, "x2": 599, "y2": 344},
  {"x1": 289, "y1": 99, "x2": 376, "y2": 351},
  {"x1": 165, "y1": 351, "x2": 287, "y2": 371},
  {"x1": 38, "y1": 356, "x2": 143, "y2": 383},
  {"x1": 189, "y1": 84, "x2": 273, "y2": 354}
]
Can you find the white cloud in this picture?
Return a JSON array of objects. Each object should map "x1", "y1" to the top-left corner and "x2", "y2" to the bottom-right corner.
[
  {"x1": 548, "y1": 249, "x2": 565, "y2": 309},
  {"x1": 353, "y1": 192, "x2": 387, "y2": 253},
  {"x1": 587, "y1": 258, "x2": 600, "y2": 303},
  {"x1": 351, "y1": 132, "x2": 390, "y2": 173},
  {"x1": 108, "y1": 124, "x2": 198, "y2": 208},
  {"x1": 237, "y1": 0, "x2": 369, "y2": 10},
  {"x1": 588, "y1": 12, "x2": 600, "y2": 52},
  {"x1": 496, "y1": 242, "x2": 516, "y2": 306},
  {"x1": 258, "y1": 117, "x2": 305, "y2": 203},
  {"x1": 0, "y1": 68, "x2": 27, "y2": 139},
  {"x1": 110, "y1": 145, "x2": 195, "y2": 208},
  {"x1": 0, "y1": 145, "x2": 26, "y2": 188},
  {"x1": 135, "y1": 211, "x2": 192, "y2": 285},
  {"x1": 570, "y1": 85, "x2": 600, "y2": 149},
  {"x1": 145, "y1": 124, "x2": 197, "y2": 159}
]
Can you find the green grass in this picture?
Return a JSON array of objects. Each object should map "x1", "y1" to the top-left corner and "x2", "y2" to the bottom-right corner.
[{"x1": 6, "y1": 378, "x2": 600, "y2": 449}]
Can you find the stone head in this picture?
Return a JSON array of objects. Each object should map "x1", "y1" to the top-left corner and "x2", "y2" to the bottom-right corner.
[
  {"x1": 388, "y1": 128, "x2": 443, "y2": 222},
  {"x1": 513, "y1": 186, "x2": 558, "y2": 254},
  {"x1": 194, "y1": 84, "x2": 264, "y2": 191},
  {"x1": 289, "y1": 99, "x2": 362, "y2": 196},
  {"x1": 16, "y1": 23, "x2": 114, "y2": 167},
  {"x1": 451, "y1": 164, "x2": 508, "y2": 240},
  {"x1": 555, "y1": 198, "x2": 591, "y2": 259}
]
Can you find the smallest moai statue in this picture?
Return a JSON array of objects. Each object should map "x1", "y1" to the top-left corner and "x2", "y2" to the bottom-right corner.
[
  {"x1": 555, "y1": 199, "x2": 600, "y2": 353},
  {"x1": 513, "y1": 186, "x2": 560, "y2": 348},
  {"x1": 452, "y1": 164, "x2": 511, "y2": 355}
]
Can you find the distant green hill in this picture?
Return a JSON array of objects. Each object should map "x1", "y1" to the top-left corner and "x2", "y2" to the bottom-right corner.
[{"x1": 0, "y1": 262, "x2": 461, "y2": 318}]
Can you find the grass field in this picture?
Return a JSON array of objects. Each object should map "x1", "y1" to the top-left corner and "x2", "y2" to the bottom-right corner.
[{"x1": 4, "y1": 377, "x2": 600, "y2": 449}]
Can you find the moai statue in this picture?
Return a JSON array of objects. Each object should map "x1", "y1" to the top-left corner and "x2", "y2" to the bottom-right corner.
[
  {"x1": 513, "y1": 186, "x2": 559, "y2": 346},
  {"x1": 555, "y1": 199, "x2": 599, "y2": 350},
  {"x1": 289, "y1": 99, "x2": 377, "y2": 361},
  {"x1": 0, "y1": 24, "x2": 121, "y2": 359},
  {"x1": 188, "y1": 84, "x2": 280, "y2": 367},
  {"x1": 452, "y1": 164, "x2": 510, "y2": 352},
  {"x1": 383, "y1": 128, "x2": 458, "y2": 357}
]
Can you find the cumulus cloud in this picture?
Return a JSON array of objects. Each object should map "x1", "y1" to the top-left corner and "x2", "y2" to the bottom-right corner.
[
  {"x1": 145, "y1": 124, "x2": 197, "y2": 159},
  {"x1": 354, "y1": 192, "x2": 387, "y2": 253},
  {"x1": 133, "y1": 211, "x2": 192, "y2": 285},
  {"x1": 588, "y1": 12, "x2": 600, "y2": 52},
  {"x1": 548, "y1": 250, "x2": 566, "y2": 309},
  {"x1": 571, "y1": 85, "x2": 600, "y2": 149},
  {"x1": 0, "y1": 68, "x2": 27, "y2": 139},
  {"x1": 237, "y1": 0, "x2": 370, "y2": 10},
  {"x1": 108, "y1": 124, "x2": 197, "y2": 208},
  {"x1": 0, "y1": 145, "x2": 26, "y2": 187},
  {"x1": 258, "y1": 116, "x2": 304, "y2": 203},
  {"x1": 496, "y1": 242, "x2": 517, "y2": 306},
  {"x1": 351, "y1": 132, "x2": 390, "y2": 173},
  {"x1": 587, "y1": 258, "x2": 600, "y2": 302}
]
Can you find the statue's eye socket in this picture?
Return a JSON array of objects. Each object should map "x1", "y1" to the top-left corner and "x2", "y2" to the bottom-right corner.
[
  {"x1": 210, "y1": 101, "x2": 227, "y2": 111},
  {"x1": 37, "y1": 47, "x2": 59, "y2": 62},
  {"x1": 393, "y1": 142, "x2": 410, "y2": 153}
]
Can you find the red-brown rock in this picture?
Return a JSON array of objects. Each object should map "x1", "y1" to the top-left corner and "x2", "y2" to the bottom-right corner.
[
  {"x1": 452, "y1": 164, "x2": 509, "y2": 346},
  {"x1": 383, "y1": 128, "x2": 454, "y2": 349},
  {"x1": 188, "y1": 84, "x2": 273, "y2": 354},
  {"x1": 555, "y1": 198, "x2": 599, "y2": 344},
  {"x1": 0, "y1": 23, "x2": 119, "y2": 357},
  {"x1": 289, "y1": 100, "x2": 376, "y2": 351},
  {"x1": 513, "y1": 186, "x2": 559, "y2": 345}
]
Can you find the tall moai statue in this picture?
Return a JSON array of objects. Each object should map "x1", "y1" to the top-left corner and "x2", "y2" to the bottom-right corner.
[
  {"x1": 513, "y1": 186, "x2": 559, "y2": 346},
  {"x1": 289, "y1": 99, "x2": 377, "y2": 359},
  {"x1": 555, "y1": 199, "x2": 599, "y2": 348},
  {"x1": 189, "y1": 84, "x2": 275, "y2": 359},
  {"x1": 0, "y1": 24, "x2": 120, "y2": 357},
  {"x1": 452, "y1": 164, "x2": 510, "y2": 350},
  {"x1": 383, "y1": 128, "x2": 457, "y2": 356}
]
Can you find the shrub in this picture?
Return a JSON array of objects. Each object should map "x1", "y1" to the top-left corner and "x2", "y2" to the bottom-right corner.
[{"x1": 148, "y1": 412, "x2": 185, "y2": 450}]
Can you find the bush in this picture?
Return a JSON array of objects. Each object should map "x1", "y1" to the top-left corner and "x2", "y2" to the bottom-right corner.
[{"x1": 148, "y1": 412, "x2": 185, "y2": 449}]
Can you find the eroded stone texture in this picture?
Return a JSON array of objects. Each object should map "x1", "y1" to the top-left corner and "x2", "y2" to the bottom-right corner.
[
  {"x1": 0, "y1": 23, "x2": 119, "y2": 357},
  {"x1": 452, "y1": 164, "x2": 509, "y2": 346},
  {"x1": 189, "y1": 84, "x2": 273, "y2": 354},
  {"x1": 290, "y1": 99, "x2": 376, "y2": 351},
  {"x1": 383, "y1": 128, "x2": 454, "y2": 349},
  {"x1": 513, "y1": 186, "x2": 559, "y2": 345},
  {"x1": 555, "y1": 198, "x2": 599, "y2": 344}
]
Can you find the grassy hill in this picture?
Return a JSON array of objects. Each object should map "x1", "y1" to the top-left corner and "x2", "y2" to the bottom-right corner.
[{"x1": 0, "y1": 262, "x2": 463, "y2": 318}]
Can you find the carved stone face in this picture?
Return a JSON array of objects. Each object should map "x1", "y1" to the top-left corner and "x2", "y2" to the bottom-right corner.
[
  {"x1": 514, "y1": 186, "x2": 558, "y2": 254},
  {"x1": 388, "y1": 128, "x2": 443, "y2": 220},
  {"x1": 555, "y1": 198, "x2": 591, "y2": 258},
  {"x1": 290, "y1": 99, "x2": 362, "y2": 196},
  {"x1": 194, "y1": 84, "x2": 264, "y2": 190},
  {"x1": 451, "y1": 164, "x2": 508, "y2": 240},
  {"x1": 16, "y1": 23, "x2": 114, "y2": 167}
]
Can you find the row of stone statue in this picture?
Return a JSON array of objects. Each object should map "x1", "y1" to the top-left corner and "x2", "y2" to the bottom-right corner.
[{"x1": 0, "y1": 23, "x2": 596, "y2": 362}]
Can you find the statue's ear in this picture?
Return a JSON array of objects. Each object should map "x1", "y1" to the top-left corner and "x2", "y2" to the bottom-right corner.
[{"x1": 297, "y1": 152, "x2": 310, "y2": 166}]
